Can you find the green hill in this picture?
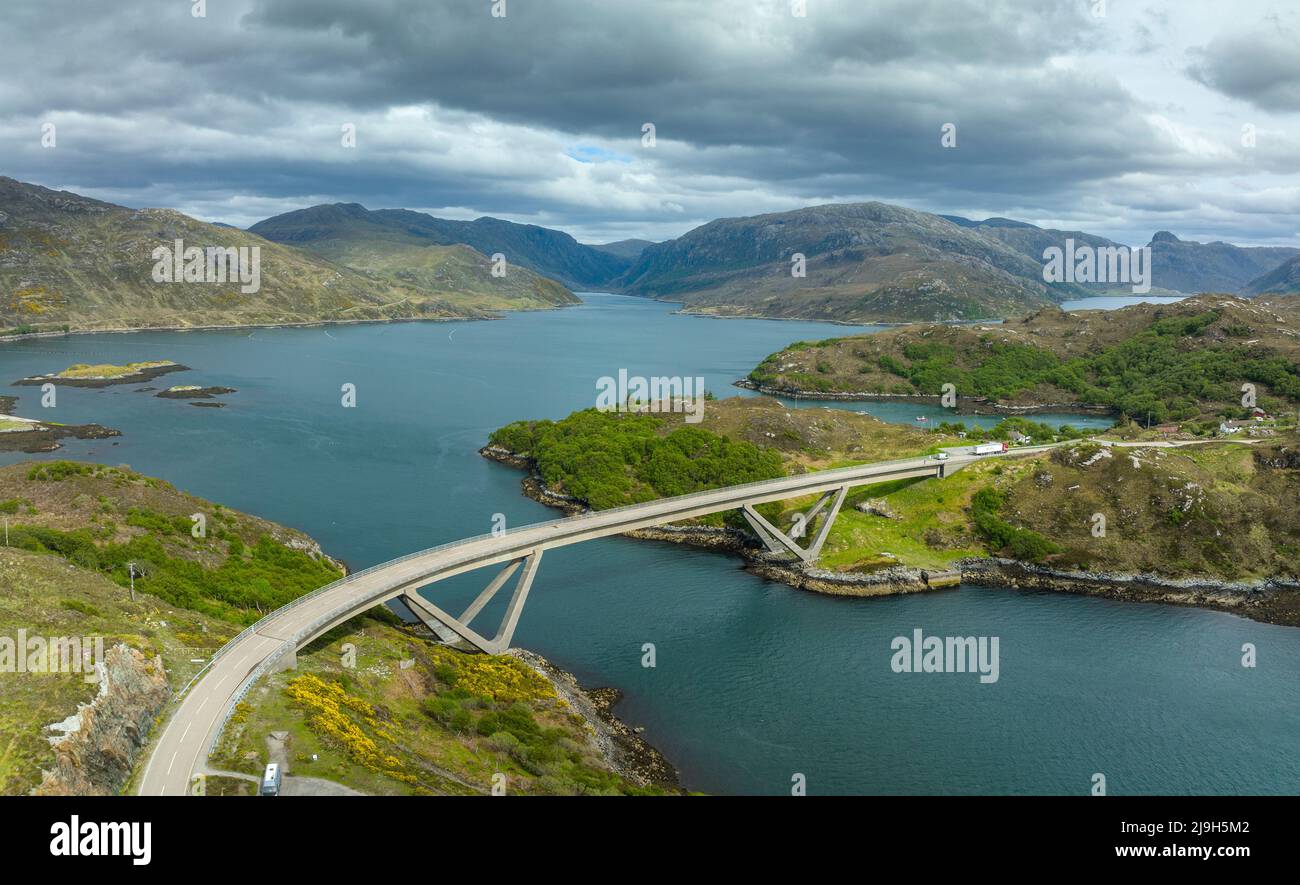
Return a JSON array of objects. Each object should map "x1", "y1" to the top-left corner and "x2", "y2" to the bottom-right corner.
[
  {"x1": 0, "y1": 177, "x2": 573, "y2": 334},
  {"x1": 746, "y1": 295, "x2": 1300, "y2": 424},
  {"x1": 616, "y1": 202, "x2": 1082, "y2": 322},
  {"x1": 249, "y1": 202, "x2": 626, "y2": 291}
]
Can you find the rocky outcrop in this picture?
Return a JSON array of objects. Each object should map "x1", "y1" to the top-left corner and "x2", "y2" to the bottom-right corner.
[
  {"x1": 855, "y1": 498, "x2": 901, "y2": 519},
  {"x1": 749, "y1": 561, "x2": 930, "y2": 596},
  {"x1": 33, "y1": 644, "x2": 170, "y2": 796},
  {"x1": 1255, "y1": 446, "x2": 1300, "y2": 470},
  {"x1": 512, "y1": 649, "x2": 679, "y2": 790}
]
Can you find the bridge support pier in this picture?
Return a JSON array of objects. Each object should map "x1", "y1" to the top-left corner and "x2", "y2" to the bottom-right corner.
[
  {"x1": 741, "y1": 484, "x2": 849, "y2": 563},
  {"x1": 402, "y1": 550, "x2": 543, "y2": 655}
]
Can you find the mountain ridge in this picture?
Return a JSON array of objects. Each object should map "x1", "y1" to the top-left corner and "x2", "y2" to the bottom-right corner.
[
  {"x1": 0, "y1": 177, "x2": 575, "y2": 333},
  {"x1": 249, "y1": 203, "x2": 629, "y2": 290}
]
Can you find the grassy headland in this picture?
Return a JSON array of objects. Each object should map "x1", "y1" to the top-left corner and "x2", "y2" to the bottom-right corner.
[
  {"x1": 485, "y1": 397, "x2": 1300, "y2": 624},
  {"x1": 745, "y1": 295, "x2": 1300, "y2": 425}
]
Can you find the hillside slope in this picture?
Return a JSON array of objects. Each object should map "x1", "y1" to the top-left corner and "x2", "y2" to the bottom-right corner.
[
  {"x1": 616, "y1": 203, "x2": 1081, "y2": 322},
  {"x1": 1145, "y1": 231, "x2": 1298, "y2": 294},
  {"x1": 0, "y1": 460, "x2": 344, "y2": 794},
  {"x1": 1244, "y1": 253, "x2": 1300, "y2": 295},
  {"x1": 745, "y1": 295, "x2": 1300, "y2": 423},
  {"x1": 249, "y1": 203, "x2": 627, "y2": 291},
  {"x1": 0, "y1": 178, "x2": 572, "y2": 334}
]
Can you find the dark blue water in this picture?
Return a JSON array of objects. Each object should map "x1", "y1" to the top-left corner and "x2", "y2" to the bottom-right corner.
[{"x1": 3, "y1": 294, "x2": 1296, "y2": 795}]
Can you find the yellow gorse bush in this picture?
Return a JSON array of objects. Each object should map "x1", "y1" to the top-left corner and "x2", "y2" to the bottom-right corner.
[
  {"x1": 430, "y1": 647, "x2": 555, "y2": 703},
  {"x1": 285, "y1": 674, "x2": 414, "y2": 784}
]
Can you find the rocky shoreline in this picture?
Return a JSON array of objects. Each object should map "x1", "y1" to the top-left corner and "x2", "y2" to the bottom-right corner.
[
  {"x1": 732, "y1": 378, "x2": 1115, "y2": 417},
  {"x1": 480, "y1": 444, "x2": 1300, "y2": 628},
  {"x1": 0, "y1": 311, "x2": 565, "y2": 346},
  {"x1": 511, "y1": 649, "x2": 681, "y2": 792},
  {"x1": 960, "y1": 558, "x2": 1300, "y2": 627}
]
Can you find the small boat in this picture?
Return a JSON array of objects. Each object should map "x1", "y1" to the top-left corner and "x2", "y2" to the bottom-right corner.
[{"x1": 915, "y1": 415, "x2": 928, "y2": 422}]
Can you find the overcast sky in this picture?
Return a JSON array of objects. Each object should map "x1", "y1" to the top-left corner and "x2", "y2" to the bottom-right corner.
[{"x1": 3, "y1": 0, "x2": 1298, "y2": 246}]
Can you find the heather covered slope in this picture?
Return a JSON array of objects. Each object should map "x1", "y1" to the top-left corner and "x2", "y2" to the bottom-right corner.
[
  {"x1": 616, "y1": 202, "x2": 1081, "y2": 322},
  {"x1": 249, "y1": 202, "x2": 627, "y2": 291},
  {"x1": 745, "y1": 295, "x2": 1300, "y2": 423},
  {"x1": 256, "y1": 231, "x2": 578, "y2": 311},
  {"x1": 0, "y1": 177, "x2": 572, "y2": 334}
]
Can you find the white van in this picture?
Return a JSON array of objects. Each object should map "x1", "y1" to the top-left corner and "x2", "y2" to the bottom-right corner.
[{"x1": 260, "y1": 763, "x2": 282, "y2": 797}]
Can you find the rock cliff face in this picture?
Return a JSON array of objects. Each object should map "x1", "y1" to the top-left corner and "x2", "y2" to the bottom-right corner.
[{"x1": 34, "y1": 644, "x2": 170, "y2": 796}]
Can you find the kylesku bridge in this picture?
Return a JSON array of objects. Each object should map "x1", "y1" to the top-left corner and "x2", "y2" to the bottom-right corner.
[{"x1": 139, "y1": 447, "x2": 1040, "y2": 796}]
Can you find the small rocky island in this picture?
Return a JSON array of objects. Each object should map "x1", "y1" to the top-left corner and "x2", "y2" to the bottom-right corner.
[
  {"x1": 156, "y1": 385, "x2": 237, "y2": 407},
  {"x1": 14, "y1": 360, "x2": 190, "y2": 388},
  {"x1": 0, "y1": 410, "x2": 120, "y2": 454}
]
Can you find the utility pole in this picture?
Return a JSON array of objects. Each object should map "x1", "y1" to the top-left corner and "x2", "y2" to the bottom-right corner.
[
  {"x1": 3, "y1": 515, "x2": 7, "y2": 547},
  {"x1": 127, "y1": 561, "x2": 137, "y2": 602}
]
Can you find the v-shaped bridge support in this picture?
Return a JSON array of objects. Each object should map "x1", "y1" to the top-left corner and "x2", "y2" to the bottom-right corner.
[
  {"x1": 741, "y1": 485, "x2": 848, "y2": 563},
  {"x1": 402, "y1": 550, "x2": 542, "y2": 655}
]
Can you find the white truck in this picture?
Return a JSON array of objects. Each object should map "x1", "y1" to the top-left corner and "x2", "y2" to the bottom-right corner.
[{"x1": 972, "y1": 441, "x2": 1009, "y2": 455}]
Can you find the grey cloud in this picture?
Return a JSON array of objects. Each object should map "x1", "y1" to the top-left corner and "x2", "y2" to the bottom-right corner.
[
  {"x1": 0, "y1": 0, "x2": 1295, "y2": 245},
  {"x1": 1187, "y1": 22, "x2": 1300, "y2": 112}
]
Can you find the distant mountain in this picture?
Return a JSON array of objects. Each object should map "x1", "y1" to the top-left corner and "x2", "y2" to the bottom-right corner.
[
  {"x1": 1143, "y1": 231, "x2": 1298, "y2": 294},
  {"x1": 942, "y1": 216, "x2": 1132, "y2": 292},
  {"x1": 589, "y1": 239, "x2": 656, "y2": 261},
  {"x1": 616, "y1": 202, "x2": 1082, "y2": 323},
  {"x1": 0, "y1": 177, "x2": 570, "y2": 333},
  {"x1": 249, "y1": 203, "x2": 629, "y2": 290},
  {"x1": 941, "y1": 218, "x2": 1298, "y2": 296},
  {"x1": 1243, "y1": 253, "x2": 1300, "y2": 295}
]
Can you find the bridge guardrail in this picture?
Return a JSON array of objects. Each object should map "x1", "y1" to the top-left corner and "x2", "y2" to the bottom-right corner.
[
  {"x1": 195, "y1": 447, "x2": 1031, "y2": 758},
  {"x1": 186, "y1": 450, "x2": 945, "y2": 685}
]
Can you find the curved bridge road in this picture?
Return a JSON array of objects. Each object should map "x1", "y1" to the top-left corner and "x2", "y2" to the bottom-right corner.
[{"x1": 138, "y1": 446, "x2": 1050, "y2": 796}]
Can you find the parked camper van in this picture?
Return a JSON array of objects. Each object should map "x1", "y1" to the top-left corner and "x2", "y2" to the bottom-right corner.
[{"x1": 260, "y1": 763, "x2": 282, "y2": 796}]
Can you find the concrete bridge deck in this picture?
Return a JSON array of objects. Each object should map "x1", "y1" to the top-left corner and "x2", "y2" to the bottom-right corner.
[{"x1": 138, "y1": 445, "x2": 1051, "y2": 796}]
